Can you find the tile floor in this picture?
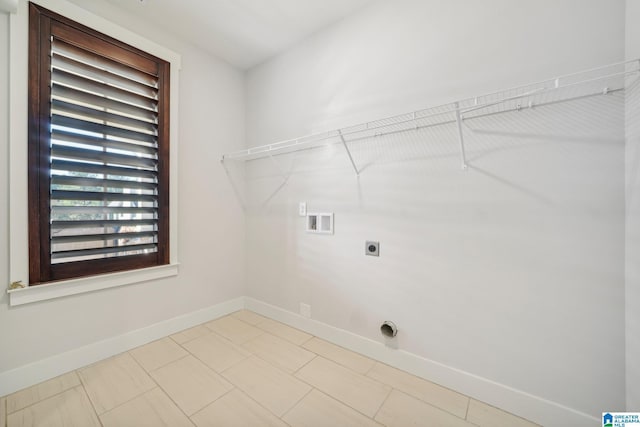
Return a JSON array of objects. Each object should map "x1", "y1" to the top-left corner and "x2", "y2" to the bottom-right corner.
[{"x1": 0, "y1": 310, "x2": 540, "y2": 427}]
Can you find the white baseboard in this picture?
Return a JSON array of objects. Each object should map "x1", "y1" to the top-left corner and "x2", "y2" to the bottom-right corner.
[
  {"x1": 244, "y1": 297, "x2": 598, "y2": 427},
  {"x1": 0, "y1": 295, "x2": 599, "y2": 427},
  {"x1": 0, "y1": 297, "x2": 244, "y2": 397}
]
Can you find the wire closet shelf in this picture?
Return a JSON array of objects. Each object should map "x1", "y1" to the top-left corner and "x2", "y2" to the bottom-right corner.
[{"x1": 221, "y1": 59, "x2": 640, "y2": 173}]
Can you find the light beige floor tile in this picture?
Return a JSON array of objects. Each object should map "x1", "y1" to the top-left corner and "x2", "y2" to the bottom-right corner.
[
  {"x1": 367, "y1": 362, "x2": 469, "y2": 418},
  {"x1": 150, "y1": 355, "x2": 232, "y2": 416},
  {"x1": 256, "y1": 318, "x2": 312, "y2": 345},
  {"x1": 231, "y1": 310, "x2": 268, "y2": 325},
  {"x1": 191, "y1": 389, "x2": 287, "y2": 427},
  {"x1": 283, "y1": 389, "x2": 382, "y2": 427},
  {"x1": 295, "y1": 357, "x2": 391, "y2": 418},
  {"x1": 78, "y1": 352, "x2": 155, "y2": 414},
  {"x1": 7, "y1": 371, "x2": 80, "y2": 414},
  {"x1": 100, "y1": 388, "x2": 194, "y2": 427},
  {"x1": 375, "y1": 390, "x2": 475, "y2": 427},
  {"x1": 1, "y1": 396, "x2": 6, "y2": 427},
  {"x1": 205, "y1": 316, "x2": 264, "y2": 344},
  {"x1": 182, "y1": 332, "x2": 250, "y2": 373},
  {"x1": 242, "y1": 333, "x2": 316, "y2": 373},
  {"x1": 466, "y1": 399, "x2": 540, "y2": 427},
  {"x1": 129, "y1": 338, "x2": 189, "y2": 372},
  {"x1": 170, "y1": 324, "x2": 211, "y2": 345},
  {"x1": 302, "y1": 338, "x2": 375, "y2": 375},
  {"x1": 222, "y1": 356, "x2": 311, "y2": 417},
  {"x1": 7, "y1": 386, "x2": 100, "y2": 427}
]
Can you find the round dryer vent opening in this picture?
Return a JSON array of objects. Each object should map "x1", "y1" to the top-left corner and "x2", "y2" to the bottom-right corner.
[{"x1": 380, "y1": 321, "x2": 398, "y2": 338}]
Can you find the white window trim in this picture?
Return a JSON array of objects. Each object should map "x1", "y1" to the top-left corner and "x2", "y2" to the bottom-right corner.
[
  {"x1": 8, "y1": 0, "x2": 181, "y2": 306},
  {"x1": 8, "y1": 264, "x2": 180, "y2": 306}
]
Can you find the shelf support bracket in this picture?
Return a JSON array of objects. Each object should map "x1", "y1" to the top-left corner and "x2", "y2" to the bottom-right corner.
[
  {"x1": 454, "y1": 102, "x2": 468, "y2": 170},
  {"x1": 339, "y1": 130, "x2": 360, "y2": 175},
  {"x1": 220, "y1": 157, "x2": 246, "y2": 210},
  {"x1": 268, "y1": 153, "x2": 290, "y2": 186}
]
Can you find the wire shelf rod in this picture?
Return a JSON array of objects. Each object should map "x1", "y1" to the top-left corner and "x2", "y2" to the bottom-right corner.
[
  {"x1": 244, "y1": 85, "x2": 625, "y2": 162},
  {"x1": 222, "y1": 58, "x2": 639, "y2": 162}
]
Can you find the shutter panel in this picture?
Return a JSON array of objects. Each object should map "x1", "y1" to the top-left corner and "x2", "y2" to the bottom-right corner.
[{"x1": 49, "y1": 32, "x2": 161, "y2": 265}]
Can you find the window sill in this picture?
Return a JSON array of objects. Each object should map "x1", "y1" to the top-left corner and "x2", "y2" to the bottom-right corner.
[{"x1": 7, "y1": 263, "x2": 179, "y2": 306}]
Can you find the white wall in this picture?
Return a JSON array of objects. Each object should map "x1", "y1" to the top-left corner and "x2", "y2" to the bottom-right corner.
[
  {"x1": 0, "y1": 0, "x2": 245, "y2": 377},
  {"x1": 0, "y1": 0, "x2": 633, "y2": 422},
  {"x1": 244, "y1": 0, "x2": 626, "y2": 423},
  {"x1": 626, "y1": 0, "x2": 640, "y2": 411}
]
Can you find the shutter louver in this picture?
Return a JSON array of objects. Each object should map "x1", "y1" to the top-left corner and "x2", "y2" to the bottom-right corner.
[{"x1": 49, "y1": 36, "x2": 161, "y2": 264}]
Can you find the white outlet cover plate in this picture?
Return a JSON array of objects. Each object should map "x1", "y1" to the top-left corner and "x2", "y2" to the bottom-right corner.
[
  {"x1": 299, "y1": 202, "x2": 307, "y2": 216},
  {"x1": 300, "y1": 303, "x2": 311, "y2": 318}
]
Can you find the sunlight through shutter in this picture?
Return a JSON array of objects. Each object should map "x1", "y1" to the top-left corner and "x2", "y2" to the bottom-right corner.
[{"x1": 49, "y1": 37, "x2": 161, "y2": 263}]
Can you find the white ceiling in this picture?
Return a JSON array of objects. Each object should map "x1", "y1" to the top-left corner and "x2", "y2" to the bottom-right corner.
[{"x1": 104, "y1": 0, "x2": 373, "y2": 69}]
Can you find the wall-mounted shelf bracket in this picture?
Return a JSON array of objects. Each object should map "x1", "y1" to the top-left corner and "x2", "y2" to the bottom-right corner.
[
  {"x1": 220, "y1": 158, "x2": 246, "y2": 209},
  {"x1": 220, "y1": 58, "x2": 640, "y2": 180},
  {"x1": 268, "y1": 153, "x2": 290, "y2": 185},
  {"x1": 338, "y1": 130, "x2": 360, "y2": 176},
  {"x1": 454, "y1": 102, "x2": 468, "y2": 170}
]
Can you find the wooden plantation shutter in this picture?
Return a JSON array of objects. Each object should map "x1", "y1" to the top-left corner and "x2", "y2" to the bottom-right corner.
[{"x1": 29, "y1": 3, "x2": 170, "y2": 284}]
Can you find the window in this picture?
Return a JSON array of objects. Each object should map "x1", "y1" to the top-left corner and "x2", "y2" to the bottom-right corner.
[{"x1": 28, "y1": 3, "x2": 170, "y2": 284}]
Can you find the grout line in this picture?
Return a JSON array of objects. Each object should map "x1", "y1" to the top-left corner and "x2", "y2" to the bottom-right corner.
[
  {"x1": 205, "y1": 321, "x2": 266, "y2": 346},
  {"x1": 229, "y1": 312, "x2": 258, "y2": 327},
  {"x1": 77, "y1": 373, "x2": 104, "y2": 426},
  {"x1": 7, "y1": 382, "x2": 103, "y2": 425},
  {"x1": 253, "y1": 319, "x2": 313, "y2": 346},
  {"x1": 230, "y1": 310, "x2": 269, "y2": 327},
  {"x1": 279, "y1": 386, "x2": 313, "y2": 420},
  {"x1": 299, "y1": 337, "x2": 316, "y2": 349},
  {"x1": 237, "y1": 353, "x2": 302, "y2": 378},
  {"x1": 120, "y1": 352, "x2": 194, "y2": 421},
  {"x1": 168, "y1": 323, "x2": 210, "y2": 346},
  {"x1": 201, "y1": 326, "x2": 255, "y2": 349},
  {"x1": 365, "y1": 362, "x2": 474, "y2": 420},
  {"x1": 464, "y1": 399, "x2": 540, "y2": 426},
  {"x1": 291, "y1": 356, "x2": 387, "y2": 420},
  {"x1": 302, "y1": 337, "x2": 379, "y2": 377},
  {"x1": 147, "y1": 353, "x2": 191, "y2": 374},
  {"x1": 465, "y1": 397, "x2": 471, "y2": 420},
  {"x1": 94, "y1": 388, "x2": 105, "y2": 427},
  {"x1": 215, "y1": 357, "x2": 304, "y2": 422},
  {"x1": 217, "y1": 354, "x2": 251, "y2": 374},
  {"x1": 144, "y1": 360, "x2": 207, "y2": 425},
  {"x1": 396, "y1": 389, "x2": 479, "y2": 423},
  {"x1": 298, "y1": 334, "x2": 315, "y2": 346},
  {"x1": 188, "y1": 386, "x2": 235, "y2": 420},
  {"x1": 364, "y1": 361, "x2": 378, "y2": 376},
  {"x1": 154, "y1": 384, "x2": 198, "y2": 427},
  {"x1": 292, "y1": 355, "x2": 317, "y2": 374},
  {"x1": 4, "y1": 373, "x2": 82, "y2": 415},
  {"x1": 239, "y1": 309, "x2": 269, "y2": 326},
  {"x1": 181, "y1": 335, "x2": 249, "y2": 376},
  {"x1": 220, "y1": 386, "x2": 292, "y2": 426},
  {"x1": 372, "y1": 386, "x2": 394, "y2": 420},
  {"x1": 143, "y1": 354, "x2": 206, "y2": 426},
  {"x1": 6, "y1": 309, "x2": 517, "y2": 426},
  {"x1": 84, "y1": 356, "x2": 158, "y2": 419}
]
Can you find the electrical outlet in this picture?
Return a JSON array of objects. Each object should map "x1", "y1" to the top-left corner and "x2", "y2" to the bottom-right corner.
[
  {"x1": 299, "y1": 202, "x2": 307, "y2": 216},
  {"x1": 300, "y1": 303, "x2": 311, "y2": 318},
  {"x1": 366, "y1": 241, "x2": 380, "y2": 256}
]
